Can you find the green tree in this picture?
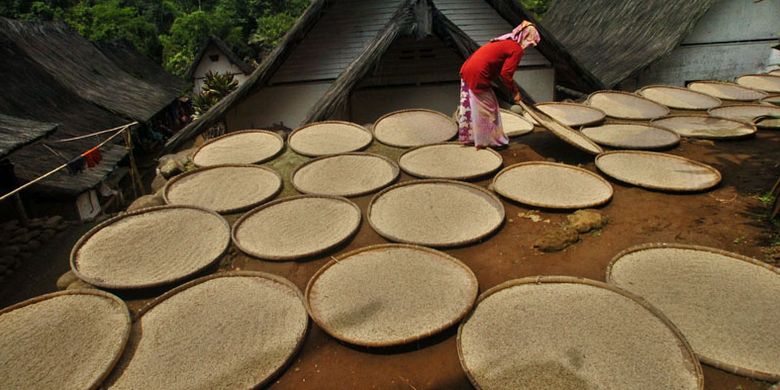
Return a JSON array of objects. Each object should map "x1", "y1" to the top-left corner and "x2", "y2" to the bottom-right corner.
[{"x1": 65, "y1": 0, "x2": 159, "y2": 58}]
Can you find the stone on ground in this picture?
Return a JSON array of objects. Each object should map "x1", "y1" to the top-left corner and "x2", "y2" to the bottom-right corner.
[
  {"x1": 567, "y1": 209, "x2": 608, "y2": 233},
  {"x1": 57, "y1": 271, "x2": 79, "y2": 290},
  {"x1": 126, "y1": 194, "x2": 165, "y2": 212},
  {"x1": 66, "y1": 279, "x2": 95, "y2": 290}
]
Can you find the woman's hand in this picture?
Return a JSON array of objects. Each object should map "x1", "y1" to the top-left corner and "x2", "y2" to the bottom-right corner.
[{"x1": 513, "y1": 90, "x2": 522, "y2": 104}]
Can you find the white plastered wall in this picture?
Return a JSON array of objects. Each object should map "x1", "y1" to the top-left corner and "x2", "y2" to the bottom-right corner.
[
  {"x1": 225, "y1": 81, "x2": 332, "y2": 131},
  {"x1": 192, "y1": 46, "x2": 251, "y2": 94}
]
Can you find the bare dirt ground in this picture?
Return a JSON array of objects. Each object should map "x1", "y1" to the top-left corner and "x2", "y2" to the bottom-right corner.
[{"x1": 2, "y1": 125, "x2": 778, "y2": 389}]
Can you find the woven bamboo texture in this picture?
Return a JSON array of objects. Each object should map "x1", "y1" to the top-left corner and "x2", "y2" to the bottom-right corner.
[
  {"x1": 651, "y1": 115, "x2": 757, "y2": 139},
  {"x1": 373, "y1": 109, "x2": 458, "y2": 147},
  {"x1": 687, "y1": 81, "x2": 768, "y2": 102},
  {"x1": 0, "y1": 290, "x2": 130, "y2": 390},
  {"x1": 457, "y1": 276, "x2": 703, "y2": 390},
  {"x1": 291, "y1": 152, "x2": 399, "y2": 197},
  {"x1": 581, "y1": 122, "x2": 680, "y2": 150},
  {"x1": 517, "y1": 101, "x2": 603, "y2": 155},
  {"x1": 735, "y1": 74, "x2": 780, "y2": 93},
  {"x1": 499, "y1": 109, "x2": 534, "y2": 137},
  {"x1": 399, "y1": 143, "x2": 502, "y2": 180},
  {"x1": 163, "y1": 164, "x2": 282, "y2": 214},
  {"x1": 305, "y1": 244, "x2": 478, "y2": 347},
  {"x1": 192, "y1": 129, "x2": 284, "y2": 167},
  {"x1": 492, "y1": 162, "x2": 613, "y2": 209},
  {"x1": 368, "y1": 179, "x2": 505, "y2": 248},
  {"x1": 637, "y1": 85, "x2": 722, "y2": 110},
  {"x1": 288, "y1": 120, "x2": 373, "y2": 157},
  {"x1": 595, "y1": 151, "x2": 721, "y2": 192},
  {"x1": 708, "y1": 104, "x2": 780, "y2": 130},
  {"x1": 535, "y1": 102, "x2": 606, "y2": 127},
  {"x1": 232, "y1": 195, "x2": 361, "y2": 261},
  {"x1": 71, "y1": 205, "x2": 230, "y2": 289},
  {"x1": 104, "y1": 271, "x2": 309, "y2": 389},
  {"x1": 586, "y1": 90, "x2": 670, "y2": 120},
  {"x1": 606, "y1": 243, "x2": 780, "y2": 381}
]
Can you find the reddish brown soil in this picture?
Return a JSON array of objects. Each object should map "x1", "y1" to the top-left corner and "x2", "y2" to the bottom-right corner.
[{"x1": 2, "y1": 127, "x2": 778, "y2": 389}]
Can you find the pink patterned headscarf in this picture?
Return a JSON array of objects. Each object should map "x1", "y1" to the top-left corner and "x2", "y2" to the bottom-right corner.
[{"x1": 490, "y1": 21, "x2": 541, "y2": 49}]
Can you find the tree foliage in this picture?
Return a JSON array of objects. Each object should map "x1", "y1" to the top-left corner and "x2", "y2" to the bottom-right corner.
[{"x1": 0, "y1": 0, "x2": 311, "y2": 77}]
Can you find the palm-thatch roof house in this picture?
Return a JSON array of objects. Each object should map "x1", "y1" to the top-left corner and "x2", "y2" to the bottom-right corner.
[
  {"x1": 186, "y1": 36, "x2": 255, "y2": 94},
  {"x1": 165, "y1": 0, "x2": 599, "y2": 151},
  {"x1": 542, "y1": 0, "x2": 780, "y2": 89},
  {"x1": 0, "y1": 17, "x2": 186, "y2": 220}
]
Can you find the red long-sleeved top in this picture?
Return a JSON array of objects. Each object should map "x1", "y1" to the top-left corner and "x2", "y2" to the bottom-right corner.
[{"x1": 459, "y1": 40, "x2": 524, "y2": 94}]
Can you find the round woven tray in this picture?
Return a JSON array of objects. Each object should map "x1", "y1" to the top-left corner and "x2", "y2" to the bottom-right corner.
[
  {"x1": 735, "y1": 74, "x2": 780, "y2": 93},
  {"x1": 636, "y1": 85, "x2": 722, "y2": 110},
  {"x1": 586, "y1": 90, "x2": 670, "y2": 120},
  {"x1": 192, "y1": 130, "x2": 284, "y2": 167},
  {"x1": 0, "y1": 290, "x2": 130, "y2": 390},
  {"x1": 288, "y1": 121, "x2": 373, "y2": 157},
  {"x1": 373, "y1": 109, "x2": 458, "y2": 147},
  {"x1": 581, "y1": 122, "x2": 680, "y2": 150},
  {"x1": 104, "y1": 271, "x2": 309, "y2": 389},
  {"x1": 499, "y1": 109, "x2": 534, "y2": 137},
  {"x1": 651, "y1": 115, "x2": 757, "y2": 139},
  {"x1": 708, "y1": 104, "x2": 780, "y2": 129},
  {"x1": 305, "y1": 244, "x2": 478, "y2": 347},
  {"x1": 163, "y1": 164, "x2": 282, "y2": 214},
  {"x1": 521, "y1": 104, "x2": 603, "y2": 155},
  {"x1": 607, "y1": 243, "x2": 780, "y2": 381},
  {"x1": 71, "y1": 205, "x2": 230, "y2": 289},
  {"x1": 232, "y1": 195, "x2": 361, "y2": 260},
  {"x1": 687, "y1": 81, "x2": 768, "y2": 102},
  {"x1": 399, "y1": 143, "x2": 502, "y2": 180},
  {"x1": 457, "y1": 276, "x2": 703, "y2": 390},
  {"x1": 291, "y1": 153, "x2": 399, "y2": 197},
  {"x1": 760, "y1": 95, "x2": 780, "y2": 106},
  {"x1": 595, "y1": 151, "x2": 721, "y2": 192},
  {"x1": 368, "y1": 179, "x2": 505, "y2": 248},
  {"x1": 535, "y1": 102, "x2": 606, "y2": 127},
  {"x1": 492, "y1": 162, "x2": 613, "y2": 209}
]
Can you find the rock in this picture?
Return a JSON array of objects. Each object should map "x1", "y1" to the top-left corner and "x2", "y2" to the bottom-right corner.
[
  {"x1": 14, "y1": 227, "x2": 29, "y2": 237},
  {"x1": 0, "y1": 264, "x2": 6, "y2": 275},
  {"x1": 56, "y1": 271, "x2": 79, "y2": 290},
  {"x1": 55, "y1": 221, "x2": 69, "y2": 231},
  {"x1": 2, "y1": 220, "x2": 19, "y2": 232},
  {"x1": 150, "y1": 173, "x2": 168, "y2": 193},
  {"x1": 1, "y1": 245, "x2": 20, "y2": 257},
  {"x1": 533, "y1": 227, "x2": 580, "y2": 252},
  {"x1": 0, "y1": 256, "x2": 14, "y2": 266},
  {"x1": 24, "y1": 239, "x2": 41, "y2": 252},
  {"x1": 66, "y1": 279, "x2": 96, "y2": 290},
  {"x1": 566, "y1": 209, "x2": 609, "y2": 233},
  {"x1": 21, "y1": 230, "x2": 41, "y2": 243},
  {"x1": 159, "y1": 158, "x2": 183, "y2": 179},
  {"x1": 44, "y1": 216, "x2": 64, "y2": 229},
  {"x1": 28, "y1": 218, "x2": 45, "y2": 228},
  {"x1": 126, "y1": 194, "x2": 165, "y2": 212},
  {"x1": 39, "y1": 229, "x2": 56, "y2": 241}
]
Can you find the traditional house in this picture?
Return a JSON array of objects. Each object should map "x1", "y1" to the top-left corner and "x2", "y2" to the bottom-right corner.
[
  {"x1": 0, "y1": 17, "x2": 186, "y2": 220},
  {"x1": 165, "y1": 0, "x2": 599, "y2": 151},
  {"x1": 186, "y1": 36, "x2": 255, "y2": 94},
  {"x1": 543, "y1": 0, "x2": 780, "y2": 89}
]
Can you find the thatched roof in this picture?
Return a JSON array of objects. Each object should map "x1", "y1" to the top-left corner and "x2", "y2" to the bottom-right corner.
[
  {"x1": 0, "y1": 17, "x2": 180, "y2": 122},
  {"x1": 0, "y1": 114, "x2": 57, "y2": 159},
  {"x1": 543, "y1": 0, "x2": 715, "y2": 88},
  {"x1": 96, "y1": 40, "x2": 187, "y2": 96},
  {"x1": 0, "y1": 17, "x2": 184, "y2": 196},
  {"x1": 185, "y1": 36, "x2": 254, "y2": 80},
  {"x1": 164, "y1": 0, "x2": 596, "y2": 153}
]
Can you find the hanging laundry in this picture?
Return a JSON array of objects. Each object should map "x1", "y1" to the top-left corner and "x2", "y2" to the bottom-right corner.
[
  {"x1": 83, "y1": 147, "x2": 102, "y2": 168},
  {"x1": 66, "y1": 156, "x2": 86, "y2": 175}
]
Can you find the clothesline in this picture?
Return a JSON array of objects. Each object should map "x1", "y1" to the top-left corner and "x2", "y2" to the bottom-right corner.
[
  {"x1": 0, "y1": 122, "x2": 136, "y2": 203},
  {"x1": 48, "y1": 122, "x2": 138, "y2": 143}
]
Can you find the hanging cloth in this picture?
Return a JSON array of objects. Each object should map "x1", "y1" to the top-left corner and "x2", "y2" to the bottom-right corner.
[{"x1": 83, "y1": 147, "x2": 102, "y2": 168}]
